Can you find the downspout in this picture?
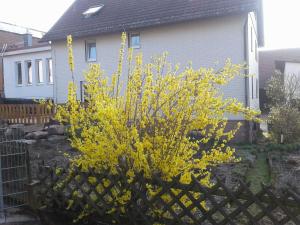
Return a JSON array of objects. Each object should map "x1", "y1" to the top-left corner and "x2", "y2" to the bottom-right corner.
[
  {"x1": 0, "y1": 43, "x2": 8, "y2": 100},
  {"x1": 52, "y1": 42, "x2": 58, "y2": 103}
]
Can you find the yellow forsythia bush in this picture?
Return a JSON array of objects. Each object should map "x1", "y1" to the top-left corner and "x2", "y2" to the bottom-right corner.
[{"x1": 56, "y1": 33, "x2": 259, "y2": 187}]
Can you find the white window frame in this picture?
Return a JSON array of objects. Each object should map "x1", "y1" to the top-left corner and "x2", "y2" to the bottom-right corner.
[
  {"x1": 36, "y1": 59, "x2": 44, "y2": 84},
  {"x1": 85, "y1": 41, "x2": 97, "y2": 62},
  {"x1": 15, "y1": 61, "x2": 23, "y2": 86},
  {"x1": 46, "y1": 58, "x2": 53, "y2": 84},
  {"x1": 255, "y1": 40, "x2": 258, "y2": 62},
  {"x1": 80, "y1": 81, "x2": 87, "y2": 102},
  {"x1": 129, "y1": 33, "x2": 141, "y2": 49},
  {"x1": 256, "y1": 77, "x2": 259, "y2": 99},
  {"x1": 25, "y1": 60, "x2": 33, "y2": 85},
  {"x1": 252, "y1": 76, "x2": 254, "y2": 99},
  {"x1": 250, "y1": 27, "x2": 253, "y2": 53}
]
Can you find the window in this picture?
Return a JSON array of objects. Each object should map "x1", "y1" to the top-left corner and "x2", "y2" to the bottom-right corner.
[
  {"x1": 252, "y1": 76, "x2": 254, "y2": 99},
  {"x1": 83, "y1": 5, "x2": 104, "y2": 18},
  {"x1": 255, "y1": 40, "x2": 258, "y2": 62},
  {"x1": 250, "y1": 27, "x2": 253, "y2": 53},
  {"x1": 275, "y1": 61, "x2": 285, "y2": 73},
  {"x1": 46, "y1": 58, "x2": 53, "y2": 84},
  {"x1": 16, "y1": 62, "x2": 22, "y2": 85},
  {"x1": 36, "y1": 59, "x2": 44, "y2": 83},
  {"x1": 256, "y1": 78, "x2": 259, "y2": 99},
  {"x1": 129, "y1": 33, "x2": 141, "y2": 49},
  {"x1": 80, "y1": 81, "x2": 87, "y2": 102},
  {"x1": 86, "y1": 41, "x2": 97, "y2": 62},
  {"x1": 25, "y1": 61, "x2": 32, "y2": 85}
]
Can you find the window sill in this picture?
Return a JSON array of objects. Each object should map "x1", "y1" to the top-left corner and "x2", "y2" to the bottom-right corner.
[
  {"x1": 16, "y1": 84, "x2": 23, "y2": 87},
  {"x1": 87, "y1": 59, "x2": 97, "y2": 63},
  {"x1": 27, "y1": 84, "x2": 33, "y2": 86},
  {"x1": 130, "y1": 46, "x2": 141, "y2": 49},
  {"x1": 36, "y1": 83, "x2": 44, "y2": 86}
]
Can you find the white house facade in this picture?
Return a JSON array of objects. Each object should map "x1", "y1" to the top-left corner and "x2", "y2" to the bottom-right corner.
[
  {"x1": 3, "y1": 46, "x2": 54, "y2": 100},
  {"x1": 284, "y1": 62, "x2": 300, "y2": 97},
  {"x1": 52, "y1": 13, "x2": 260, "y2": 113},
  {"x1": 42, "y1": 0, "x2": 264, "y2": 141}
]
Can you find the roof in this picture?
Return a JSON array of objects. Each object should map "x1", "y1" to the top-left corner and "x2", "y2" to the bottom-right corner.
[
  {"x1": 0, "y1": 21, "x2": 45, "y2": 38},
  {"x1": 42, "y1": 0, "x2": 264, "y2": 45},
  {"x1": 4, "y1": 43, "x2": 51, "y2": 54},
  {"x1": 0, "y1": 31, "x2": 47, "y2": 53},
  {"x1": 0, "y1": 22, "x2": 47, "y2": 52}
]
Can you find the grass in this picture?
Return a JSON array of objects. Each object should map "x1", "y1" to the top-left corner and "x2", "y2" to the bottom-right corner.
[
  {"x1": 246, "y1": 151, "x2": 271, "y2": 193},
  {"x1": 234, "y1": 145, "x2": 271, "y2": 193},
  {"x1": 236, "y1": 143, "x2": 300, "y2": 193}
]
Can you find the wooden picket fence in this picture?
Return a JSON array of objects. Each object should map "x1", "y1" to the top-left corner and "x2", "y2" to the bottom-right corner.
[
  {"x1": 0, "y1": 104, "x2": 54, "y2": 124},
  {"x1": 34, "y1": 164, "x2": 300, "y2": 225}
]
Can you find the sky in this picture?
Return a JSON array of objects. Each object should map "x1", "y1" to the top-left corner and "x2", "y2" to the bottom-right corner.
[{"x1": 0, "y1": 0, "x2": 299, "y2": 49}]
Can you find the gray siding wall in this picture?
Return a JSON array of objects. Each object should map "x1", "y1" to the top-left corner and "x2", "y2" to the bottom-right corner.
[{"x1": 52, "y1": 14, "x2": 256, "y2": 120}]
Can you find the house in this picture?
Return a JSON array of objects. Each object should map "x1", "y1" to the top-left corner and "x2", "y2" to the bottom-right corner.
[
  {"x1": 42, "y1": 0, "x2": 264, "y2": 142},
  {"x1": 3, "y1": 44, "x2": 53, "y2": 101},
  {"x1": 259, "y1": 48, "x2": 300, "y2": 110},
  {"x1": 0, "y1": 22, "x2": 54, "y2": 101},
  {"x1": 0, "y1": 22, "x2": 46, "y2": 99}
]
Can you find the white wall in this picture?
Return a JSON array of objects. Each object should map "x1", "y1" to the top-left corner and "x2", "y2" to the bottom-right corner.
[
  {"x1": 3, "y1": 47, "x2": 54, "y2": 99},
  {"x1": 285, "y1": 62, "x2": 300, "y2": 77},
  {"x1": 52, "y1": 14, "x2": 251, "y2": 119},
  {"x1": 247, "y1": 12, "x2": 260, "y2": 110},
  {"x1": 285, "y1": 62, "x2": 300, "y2": 97}
]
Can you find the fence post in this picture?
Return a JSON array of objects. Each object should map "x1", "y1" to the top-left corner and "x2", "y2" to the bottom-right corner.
[{"x1": 0, "y1": 142, "x2": 3, "y2": 218}]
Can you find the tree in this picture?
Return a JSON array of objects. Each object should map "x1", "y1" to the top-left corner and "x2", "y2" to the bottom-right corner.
[
  {"x1": 266, "y1": 70, "x2": 300, "y2": 143},
  {"x1": 55, "y1": 33, "x2": 259, "y2": 185}
]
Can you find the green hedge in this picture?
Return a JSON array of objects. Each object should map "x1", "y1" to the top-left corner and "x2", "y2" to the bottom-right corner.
[{"x1": 264, "y1": 143, "x2": 300, "y2": 152}]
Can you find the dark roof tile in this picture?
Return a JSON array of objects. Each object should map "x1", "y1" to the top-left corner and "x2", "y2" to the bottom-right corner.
[{"x1": 43, "y1": 0, "x2": 263, "y2": 44}]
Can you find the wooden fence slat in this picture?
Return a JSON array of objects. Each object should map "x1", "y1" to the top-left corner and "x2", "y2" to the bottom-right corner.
[{"x1": 0, "y1": 104, "x2": 54, "y2": 125}]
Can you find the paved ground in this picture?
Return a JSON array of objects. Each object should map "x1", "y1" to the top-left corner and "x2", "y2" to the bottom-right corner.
[
  {"x1": 3, "y1": 222, "x2": 40, "y2": 225},
  {"x1": 0, "y1": 208, "x2": 40, "y2": 225}
]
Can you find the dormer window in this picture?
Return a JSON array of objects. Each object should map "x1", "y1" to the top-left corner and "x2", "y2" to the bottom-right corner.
[{"x1": 83, "y1": 5, "x2": 104, "y2": 18}]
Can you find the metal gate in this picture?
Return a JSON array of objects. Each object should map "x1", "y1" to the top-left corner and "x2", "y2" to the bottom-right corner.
[{"x1": 0, "y1": 128, "x2": 29, "y2": 213}]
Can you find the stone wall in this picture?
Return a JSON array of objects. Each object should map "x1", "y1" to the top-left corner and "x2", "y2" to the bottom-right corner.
[
  {"x1": 0, "y1": 119, "x2": 254, "y2": 180},
  {"x1": 2, "y1": 123, "x2": 78, "y2": 179}
]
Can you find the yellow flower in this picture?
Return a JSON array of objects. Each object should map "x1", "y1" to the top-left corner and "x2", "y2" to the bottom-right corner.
[
  {"x1": 67, "y1": 35, "x2": 74, "y2": 72},
  {"x1": 52, "y1": 32, "x2": 260, "y2": 219}
]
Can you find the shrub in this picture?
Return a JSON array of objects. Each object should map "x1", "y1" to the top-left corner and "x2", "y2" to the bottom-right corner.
[
  {"x1": 268, "y1": 106, "x2": 300, "y2": 143},
  {"x1": 54, "y1": 33, "x2": 259, "y2": 186},
  {"x1": 265, "y1": 142, "x2": 300, "y2": 153},
  {"x1": 266, "y1": 71, "x2": 300, "y2": 143}
]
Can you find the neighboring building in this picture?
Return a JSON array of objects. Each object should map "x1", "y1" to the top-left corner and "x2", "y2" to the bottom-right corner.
[
  {"x1": 42, "y1": 0, "x2": 264, "y2": 142},
  {"x1": 259, "y1": 48, "x2": 300, "y2": 110},
  {"x1": 0, "y1": 21, "x2": 51, "y2": 100},
  {"x1": 3, "y1": 45, "x2": 53, "y2": 100}
]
